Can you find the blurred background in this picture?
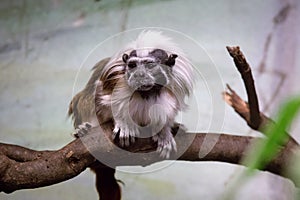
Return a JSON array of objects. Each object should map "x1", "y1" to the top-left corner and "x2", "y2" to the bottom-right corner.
[{"x1": 0, "y1": 0, "x2": 299, "y2": 199}]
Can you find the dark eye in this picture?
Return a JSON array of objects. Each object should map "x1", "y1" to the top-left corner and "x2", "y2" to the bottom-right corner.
[
  {"x1": 145, "y1": 61, "x2": 156, "y2": 69},
  {"x1": 128, "y1": 62, "x2": 137, "y2": 69}
]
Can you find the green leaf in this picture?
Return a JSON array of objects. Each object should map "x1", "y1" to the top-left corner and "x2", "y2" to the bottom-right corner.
[
  {"x1": 244, "y1": 96, "x2": 300, "y2": 174},
  {"x1": 223, "y1": 96, "x2": 300, "y2": 200}
]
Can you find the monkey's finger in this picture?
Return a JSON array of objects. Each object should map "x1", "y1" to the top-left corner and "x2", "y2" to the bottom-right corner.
[
  {"x1": 73, "y1": 128, "x2": 87, "y2": 138},
  {"x1": 71, "y1": 132, "x2": 80, "y2": 138},
  {"x1": 130, "y1": 136, "x2": 135, "y2": 143},
  {"x1": 156, "y1": 143, "x2": 163, "y2": 153},
  {"x1": 124, "y1": 138, "x2": 130, "y2": 147},
  {"x1": 116, "y1": 125, "x2": 131, "y2": 147},
  {"x1": 119, "y1": 128, "x2": 126, "y2": 147},
  {"x1": 113, "y1": 126, "x2": 120, "y2": 134},
  {"x1": 77, "y1": 126, "x2": 88, "y2": 133},
  {"x1": 152, "y1": 135, "x2": 158, "y2": 142},
  {"x1": 171, "y1": 138, "x2": 177, "y2": 152},
  {"x1": 119, "y1": 138, "x2": 125, "y2": 147},
  {"x1": 160, "y1": 147, "x2": 171, "y2": 159},
  {"x1": 112, "y1": 125, "x2": 120, "y2": 139},
  {"x1": 83, "y1": 122, "x2": 92, "y2": 129},
  {"x1": 124, "y1": 127, "x2": 130, "y2": 146}
]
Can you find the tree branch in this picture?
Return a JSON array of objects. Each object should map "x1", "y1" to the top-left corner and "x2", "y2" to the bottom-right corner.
[
  {"x1": 0, "y1": 122, "x2": 298, "y2": 194},
  {"x1": 0, "y1": 139, "x2": 96, "y2": 193},
  {"x1": 226, "y1": 46, "x2": 261, "y2": 130}
]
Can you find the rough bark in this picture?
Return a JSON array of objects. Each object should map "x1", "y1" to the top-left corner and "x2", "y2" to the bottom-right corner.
[{"x1": 0, "y1": 122, "x2": 298, "y2": 194}]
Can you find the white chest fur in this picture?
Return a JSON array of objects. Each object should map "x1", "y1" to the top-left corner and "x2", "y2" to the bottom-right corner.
[{"x1": 129, "y1": 90, "x2": 177, "y2": 128}]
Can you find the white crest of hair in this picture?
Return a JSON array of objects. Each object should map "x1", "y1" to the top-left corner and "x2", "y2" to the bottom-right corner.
[{"x1": 125, "y1": 30, "x2": 184, "y2": 57}]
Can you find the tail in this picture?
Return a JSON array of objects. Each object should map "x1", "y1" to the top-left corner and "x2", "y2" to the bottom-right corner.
[{"x1": 91, "y1": 163, "x2": 121, "y2": 200}]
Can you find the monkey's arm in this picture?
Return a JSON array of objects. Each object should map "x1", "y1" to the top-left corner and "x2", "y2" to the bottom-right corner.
[{"x1": 68, "y1": 57, "x2": 110, "y2": 128}]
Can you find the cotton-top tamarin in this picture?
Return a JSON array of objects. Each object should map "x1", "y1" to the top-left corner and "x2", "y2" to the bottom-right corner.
[{"x1": 68, "y1": 30, "x2": 193, "y2": 199}]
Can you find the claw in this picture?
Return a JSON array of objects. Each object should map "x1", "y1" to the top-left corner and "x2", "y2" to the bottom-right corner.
[
  {"x1": 73, "y1": 122, "x2": 92, "y2": 138},
  {"x1": 153, "y1": 132, "x2": 177, "y2": 159},
  {"x1": 124, "y1": 137, "x2": 130, "y2": 146},
  {"x1": 112, "y1": 125, "x2": 120, "y2": 139},
  {"x1": 130, "y1": 136, "x2": 135, "y2": 143},
  {"x1": 113, "y1": 122, "x2": 138, "y2": 147},
  {"x1": 119, "y1": 138, "x2": 125, "y2": 147},
  {"x1": 85, "y1": 123, "x2": 92, "y2": 128},
  {"x1": 119, "y1": 126, "x2": 130, "y2": 147}
]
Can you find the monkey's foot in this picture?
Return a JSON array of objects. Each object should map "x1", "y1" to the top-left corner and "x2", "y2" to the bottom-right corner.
[
  {"x1": 112, "y1": 123, "x2": 137, "y2": 147},
  {"x1": 153, "y1": 134, "x2": 177, "y2": 159},
  {"x1": 72, "y1": 122, "x2": 92, "y2": 138}
]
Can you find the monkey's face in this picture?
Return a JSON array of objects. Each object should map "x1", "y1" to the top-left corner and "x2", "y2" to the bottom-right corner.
[{"x1": 122, "y1": 49, "x2": 178, "y2": 92}]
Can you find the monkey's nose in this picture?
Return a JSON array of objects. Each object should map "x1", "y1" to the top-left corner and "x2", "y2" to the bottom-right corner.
[{"x1": 134, "y1": 72, "x2": 145, "y2": 78}]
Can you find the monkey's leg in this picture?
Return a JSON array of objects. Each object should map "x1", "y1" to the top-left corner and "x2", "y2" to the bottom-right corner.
[{"x1": 90, "y1": 163, "x2": 121, "y2": 200}]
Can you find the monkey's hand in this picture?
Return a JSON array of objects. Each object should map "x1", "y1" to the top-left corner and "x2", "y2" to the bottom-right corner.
[
  {"x1": 153, "y1": 127, "x2": 177, "y2": 159},
  {"x1": 72, "y1": 122, "x2": 93, "y2": 138},
  {"x1": 113, "y1": 121, "x2": 138, "y2": 147}
]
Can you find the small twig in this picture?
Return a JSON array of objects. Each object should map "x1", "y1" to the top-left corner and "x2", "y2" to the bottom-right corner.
[{"x1": 226, "y1": 46, "x2": 261, "y2": 130}]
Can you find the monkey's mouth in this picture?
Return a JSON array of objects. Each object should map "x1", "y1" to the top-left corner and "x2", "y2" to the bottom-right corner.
[{"x1": 137, "y1": 84, "x2": 154, "y2": 91}]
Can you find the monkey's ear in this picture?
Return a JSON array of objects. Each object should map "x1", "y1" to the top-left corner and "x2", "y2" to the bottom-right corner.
[
  {"x1": 122, "y1": 54, "x2": 129, "y2": 63},
  {"x1": 165, "y1": 54, "x2": 178, "y2": 67},
  {"x1": 150, "y1": 49, "x2": 168, "y2": 61}
]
